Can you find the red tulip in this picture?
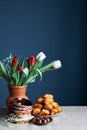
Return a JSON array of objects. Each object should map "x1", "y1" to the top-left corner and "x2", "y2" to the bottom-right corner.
[
  {"x1": 28, "y1": 56, "x2": 35, "y2": 66},
  {"x1": 12, "y1": 57, "x2": 18, "y2": 66},
  {"x1": 18, "y1": 66, "x2": 23, "y2": 71}
]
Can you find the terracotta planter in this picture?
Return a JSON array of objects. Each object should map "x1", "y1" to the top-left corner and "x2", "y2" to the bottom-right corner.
[{"x1": 6, "y1": 86, "x2": 29, "y2": 113}]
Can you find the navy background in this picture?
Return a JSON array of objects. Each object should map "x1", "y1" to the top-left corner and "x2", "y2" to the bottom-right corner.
[{"x1": 0, "y1": 0, "x2": 87, "y2": 107}]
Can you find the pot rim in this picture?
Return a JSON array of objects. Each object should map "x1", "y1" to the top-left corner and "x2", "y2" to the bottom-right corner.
[{"x1": 8, "y1": 85, "x2": 27, "y2": 88}]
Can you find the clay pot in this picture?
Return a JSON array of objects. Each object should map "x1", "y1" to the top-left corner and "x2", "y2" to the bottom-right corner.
[{"x1": 6, "y1": 86, "x2": 29, "y2": 113}]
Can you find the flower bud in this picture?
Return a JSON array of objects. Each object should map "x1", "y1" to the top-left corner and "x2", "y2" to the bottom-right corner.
[
  {"x1": 23, "y1": 67, "x2": 29, "y2": 76},
  {"x1": 36, "y1": 52, "x2": 46, "y2": 61},
  {"x1": 18, "y1": 66, "x2": 23, "y2": 71},
  {"x1": 28, "y1": 56, "x2": 35, "y2": 66},
  {"x1": 52, "y1": 60, "x2": 61, "y2": 69},
  {"x1": 12, "y1": 57, "x2": 18, "y2": 66}
]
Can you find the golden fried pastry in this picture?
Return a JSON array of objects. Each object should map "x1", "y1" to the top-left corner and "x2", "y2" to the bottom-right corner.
[
  {"x1": 37, "y1": 97, "x2": 44, "y2": 103},
  {"x1": 57, "y1": 106, "x2": 62, "y2": 112},
  {"x1": 40, "y1": 109, "x2": 50, "y2": 115},
  {"x1": 32, "y1": 93, "x2": 62, "y2": 116},
  {"x1": 33, "y1": 103, "x2": 43, "y2": 109},
  {"x1": 50, "y1": 109, "x2": 58, "y2": 115},
  {"x1": 32, "y1": 108, "x2": 41, "y2": 115},
  {"x1": 52, "y1": 102, "x2": 59, "y2": 108},
  {"x1": 44, "y1": 94, "x2": 53, "y2": 99},
  {"x1": 44, "y1": 98, "x2": 54, "y2": 104},
  {"x1": 44, "y1": 104, "x2": 53, "y2": 111}
]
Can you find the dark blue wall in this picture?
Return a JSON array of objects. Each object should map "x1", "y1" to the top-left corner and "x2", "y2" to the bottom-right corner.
[{"x1": 0, "y1": 0, "x2": 87, "y2": 106}]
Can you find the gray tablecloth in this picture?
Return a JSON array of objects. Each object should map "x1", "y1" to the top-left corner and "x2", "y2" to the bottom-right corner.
[{"x1": 0, "y1": 106, "x2": 87, "y2": 130}]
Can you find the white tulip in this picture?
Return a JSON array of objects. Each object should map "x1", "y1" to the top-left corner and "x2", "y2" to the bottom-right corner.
[
  {"x1": 23, "y1": 67, "x2": 29, "y2": 76},
  {"x1": 53, "y1": 60, "x2": 61, "y2": 69},
  {"x1": 36, "y1": 52, "x2": 46, "y2": 61}
]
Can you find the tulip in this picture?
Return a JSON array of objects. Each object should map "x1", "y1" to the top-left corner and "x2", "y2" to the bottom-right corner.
[
  {"x1": 23, "y1": 67, "x2": 29, "y2": 76},
  {"x1": 36, "y1": 52, "x2": 46, "y2": 61},
  {"x1": 12, "y1": 57, "x2": 18, "y2": 66},
  {"x1": 28, "y1": 56, "x2": 35, "y2": 66},
  {"x1": 52, "y1": 60, "x2": 61, "y2": 69},
  {"x1": 18, "y1": 66, "x2": 23, "y2": 71}
]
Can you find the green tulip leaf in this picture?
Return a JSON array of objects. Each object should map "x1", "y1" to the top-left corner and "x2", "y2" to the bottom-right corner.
[{"x1": 36, "y1": 69, "x2": 42, "y2": 81}]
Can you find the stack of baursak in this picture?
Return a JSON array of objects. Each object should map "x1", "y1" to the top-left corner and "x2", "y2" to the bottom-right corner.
[{"x1": 32, "y1": 94, "x2": 62, "y2": 116}]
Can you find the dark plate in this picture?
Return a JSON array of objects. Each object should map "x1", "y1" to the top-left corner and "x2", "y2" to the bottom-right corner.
[{"x1": 31, "y1": 116, "x2": 53, "y2": 125}]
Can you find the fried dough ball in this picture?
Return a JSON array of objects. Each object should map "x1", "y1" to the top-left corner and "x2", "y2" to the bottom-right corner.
[
  {"x1": 57, "y1": 106, "x2": 62, "y2": 112},
  {"x1": 50, "y1": 109, "x2": 58, "y2": 115},
  {"x1": 32, "y1": 108, "x2": 41, "y2": 115},
  {"x1": 44, "y1": 104, "x2": 53, "y2": 111},
  {"x1": 37, "y1": 97, "x2": 44, "y2": 104},
  {"x1": 40, "y1": 109, "x2": 50, "y2": 115},
  {"x1": 44, "y1": 98, "x2": 54, "y2": 104},
  {"x1": 44, "y1": 94, "x2": 53, "y2": 99},
  {"x1": 32, "y1": 94, "x2": 62, "y2": 116},
  {"x1": 52, "y1": 102, "x2": 59, "y2": 109},
  {"x1": 52, "y1": 102, "x2": 62, "y2": 112},
  {"x1": 33, "y1": 103, "x2": 43, "y2": 109}
]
